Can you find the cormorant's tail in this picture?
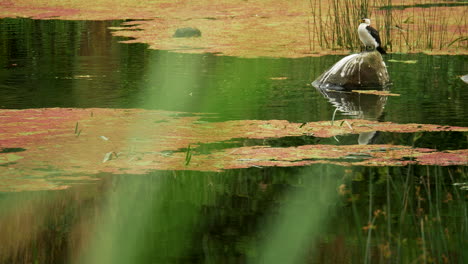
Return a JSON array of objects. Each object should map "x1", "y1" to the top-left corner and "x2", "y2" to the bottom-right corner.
[{"x1": 377, "y1": 46, "x2": 387, "y2": 55}]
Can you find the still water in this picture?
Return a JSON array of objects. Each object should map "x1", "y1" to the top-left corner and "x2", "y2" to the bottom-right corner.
[{"x1": 0, "y1": 18, "x2": 467, "y2": 263}]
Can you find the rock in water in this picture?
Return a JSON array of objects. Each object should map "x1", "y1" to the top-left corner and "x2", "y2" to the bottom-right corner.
[
  {"x1": 312, "y1": 51, "x2": 390, "y2": 90},
  {"x1": 173, "y1": 27, "x2": 202, "y2": 38},
  {"x1": 461, "y1": 74, "x2": 468, "y2": 84}
]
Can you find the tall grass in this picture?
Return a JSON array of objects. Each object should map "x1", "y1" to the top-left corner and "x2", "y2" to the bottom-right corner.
[
  {"x1": 1, "y1": 165, "x2": 466, "y2": 263},
  {"x1": 354, "y1": 166, "x2": 468, "y2": 263},
  {"x1": 309, "y1": 0, "x2": 370, "y2": 51},
  {"x1": 308, "y1": 0, "x2": 467, "y2": 53}
]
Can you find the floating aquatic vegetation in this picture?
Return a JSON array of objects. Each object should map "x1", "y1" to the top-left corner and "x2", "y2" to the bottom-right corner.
[
  {"x1": 388, "y1": 59, "x2": 418, "y2": 64},
  {"x1": 0, "y1": 108, "x2": 466, "y2": 191},
  {"x1": 0, "y1": 0, "x2": 465, "y2": 57},
  {"x1": 351, "y1": 90, "x2": 400, "y2": 96}
]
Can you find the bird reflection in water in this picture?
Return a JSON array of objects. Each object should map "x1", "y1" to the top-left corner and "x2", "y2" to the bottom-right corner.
[{"x1": 315, "y1": 86, "x2": 391, "y2": 145}]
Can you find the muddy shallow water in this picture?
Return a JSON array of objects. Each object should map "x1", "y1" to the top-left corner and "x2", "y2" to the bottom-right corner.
[{"x1": 0, "y1": 18, "x2": 467, "y2": 264}]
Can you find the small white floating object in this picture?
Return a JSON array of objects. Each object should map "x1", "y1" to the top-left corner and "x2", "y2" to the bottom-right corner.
[
  {"x1": 103, "y1": 152, "x2": 113, "y2": 163},
  {"x1": 100, "y1": 136, "x2": 109, "y2": 141}
]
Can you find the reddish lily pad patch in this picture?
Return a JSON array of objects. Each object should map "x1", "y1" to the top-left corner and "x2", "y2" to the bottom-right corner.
[
  {"x1": 196, "y1": 144, "x2": 466, "y2": 170},
  {"x1": 0, "y1": 108, "x2": 467, "y2": 192},
  {"x1": 415, "y1": 149, "x2": 468, "y2": 166}
]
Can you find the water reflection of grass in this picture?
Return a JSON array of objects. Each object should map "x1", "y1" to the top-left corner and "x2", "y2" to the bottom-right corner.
[
  {"x1": 0, "y1": 166, "x2": 466, "y2": 263},
  {"x1": 343, "y1": 166, "x2": 468, "y2": 263}
]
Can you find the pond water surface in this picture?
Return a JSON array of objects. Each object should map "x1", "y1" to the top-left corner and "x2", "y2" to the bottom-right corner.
[{"x1": 0, "y1": 18, "x2": 467, "y2": 264}]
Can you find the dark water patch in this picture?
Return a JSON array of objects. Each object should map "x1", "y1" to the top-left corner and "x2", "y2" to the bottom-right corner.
[
  {"x1": 0, "y1": 162, "x2": 17, "y2": 166},
  {"x1": 0, "y1": 147, "x2": 26, "y2": 153},
  {"x1": 193, "y1": 130, "x2": 467, "y2": 151},
  {"x1": 374, "y1": 131, "x2": 468, "y2": 151}
]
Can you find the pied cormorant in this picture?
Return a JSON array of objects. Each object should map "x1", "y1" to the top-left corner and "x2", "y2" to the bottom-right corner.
[{"x1": 358, "y1": 18, "x2": 386, "y2": 54}]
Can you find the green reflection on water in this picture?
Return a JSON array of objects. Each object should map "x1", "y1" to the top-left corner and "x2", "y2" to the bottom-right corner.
[
  {"x1": 250, "y1": 166, "x2": 340, "y2": 264},
  {"x1": 1, "y1": 18, "x2": 466, "y2": 125}
]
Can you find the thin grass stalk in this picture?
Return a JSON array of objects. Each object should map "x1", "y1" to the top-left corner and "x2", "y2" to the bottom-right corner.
[
  {"x1": 310, "y1": 0, "x2": 321, "y2": 49},
  {"x1": 364, "y1": 170, "x2": 373, "y2": 264},
  {"x1": 340, "y1": 1, "x2": 348, "y2": 48},
  {"x1": 420, "y1": 218, "x2": 427, "y2": 263},
  {"x1": 350, "y1": 191, "x2": 364, "y2": 260},
  {"x1": 386, "y1": 167, "x2": 392, "y2": 264},
  {"x1": 323, "y1": 0, "x2": 331, "y2": 48},
  {"x1": 429, "y1": 7, "x2": 435, "y2": 50},
  {"x1": 381, "y1": 0, "x2": 393, "y2": 51},
  {"x1": 316, "y1": 0, "x2": 321, "y2": 47},
  {"x1": 308, "y1": 0, "x2": 315, "y2": 51},
  {"x1": 438, "y1": 7, "x2": 447, "y2": 50},
  {"x1": 318, "y1": 0, "x2": 328, "y2": 48},
  {"x1": 343, "y1": 0, "x2": 355, "y2": 50},
  {"x1": 436, "y1": 167, "x2": 449, "y2": 260},
  {"x1": 328, "y1": 2, "x2": 336, "y2": 49},
  {"x1": 307, "y1": 17, "x2": 312, "y2": 53},
  {"x1": 342, "y1": 2, "x2": 349, "y2": 49},
  {"x1": 409, "y1": 4, "x2": 415, "y2": 51},
  {"x1": 464, "y1": 198, "x2": 468, "y2": 263},
  {"x1": 451, "y1": 13, "x2": 463, "y2": 49},
  {"x1": 420, "y1": 168, "x2": 433, "y2": 261},
  {"x1": 396, "y1": 165, "x2": 414, "y2": 262},
  {"x1": 447, "y1": 166, "x2": 465, "y2": 245},
  {"x1": 331, "y1": 0, "x2": 339, "y2": 48}
]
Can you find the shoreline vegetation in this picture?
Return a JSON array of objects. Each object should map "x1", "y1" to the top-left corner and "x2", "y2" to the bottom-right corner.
[{"x1": 0, "y1": 0, "x2": 466, "y2": 57}]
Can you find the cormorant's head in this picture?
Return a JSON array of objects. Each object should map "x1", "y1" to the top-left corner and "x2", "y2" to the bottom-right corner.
[{"x1": 360, "y1": 18, "x2": 371, "y2": 25}]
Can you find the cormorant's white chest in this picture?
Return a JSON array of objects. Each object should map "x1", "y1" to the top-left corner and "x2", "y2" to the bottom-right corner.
[{"x1": 358, "y1": 23, "x2": 378, "y2": 47}]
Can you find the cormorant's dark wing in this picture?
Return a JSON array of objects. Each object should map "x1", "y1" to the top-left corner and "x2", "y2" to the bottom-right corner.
[{"x1": 366, "y1": 26, "x2": 382, "y2": 46}]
